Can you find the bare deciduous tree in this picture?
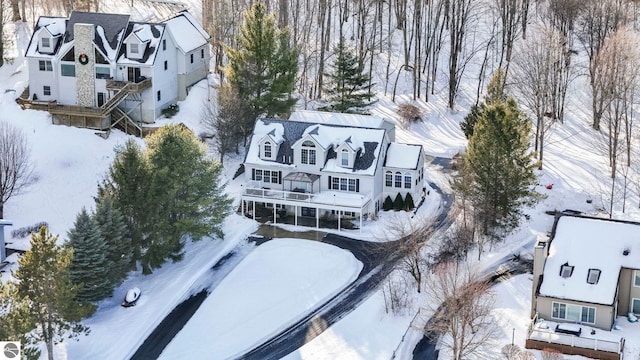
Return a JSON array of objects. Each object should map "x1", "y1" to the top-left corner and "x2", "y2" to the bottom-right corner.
[
  {"x1": 425, "y1": 261, "x2": 497, "y2": 360},
  {"x1": 512, "y1": 24, "x2": 572, "y2": 168},
  {"x1": 0, "y1": 120, "x2": 34, "y2": 219}
]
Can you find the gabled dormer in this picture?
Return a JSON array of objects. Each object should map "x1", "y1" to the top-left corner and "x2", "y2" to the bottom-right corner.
[
  {"x1": 292, "y1": 135, "x2": 323, "y2": 167},
  {"x1": 124, "y1": 25, "x2": 152, "y2": 60},
  {"x1": 38, "y1": 23, "x2": 64, "y2": 55},
  {"x1": 257, "y1": 128, "x2": 284, "y2": 162},
  {"x1": 335, "y1": 136, "x2": 363, "y2": 169}
]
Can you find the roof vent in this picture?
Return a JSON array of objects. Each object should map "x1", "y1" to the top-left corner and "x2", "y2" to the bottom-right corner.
[{"x1": 623, "y1": 248, "x2": 630, "y2": 256}]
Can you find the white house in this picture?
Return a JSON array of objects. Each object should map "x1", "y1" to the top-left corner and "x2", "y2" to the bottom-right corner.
[
  {"x1": 240, "y1": 111, "x2": 425, "y2": 230},
  {"x1": 20, "y1": 10, "x2": 210, "y2": 131}
]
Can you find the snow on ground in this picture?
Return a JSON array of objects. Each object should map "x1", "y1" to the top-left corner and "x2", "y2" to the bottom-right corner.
[{"x1": 159, "y1": 238, "x2": 363, "y2": 359}]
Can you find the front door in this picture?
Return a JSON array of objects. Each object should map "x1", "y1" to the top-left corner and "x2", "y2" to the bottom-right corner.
[
  {"x1": 127, "y1": 67, "x2": 141, "y2": 82},
  {"x1": 97, "y1": 92, "x2": 105, "y2": 107}
]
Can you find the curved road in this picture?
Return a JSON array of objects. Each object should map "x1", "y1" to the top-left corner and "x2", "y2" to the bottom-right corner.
[{"x1": 132, "y1": 158, "x2": 454, "y2": 360}]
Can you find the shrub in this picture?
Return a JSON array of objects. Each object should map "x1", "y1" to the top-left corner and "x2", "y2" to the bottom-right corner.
[
  {"x1": 11, "y1": 222, "x2": 49, "y2": 239},
  {"x1": 397, "y1": 103, "x2": 423, "y2": 122},
  {"x1": 404, "y1": 193, "x2": 415, "y2": 211},
  {"x1": 393, "y1": 193, "x2": 404, "y2": 211},
  {"x1": 161, "y1": 104, "x2": 180, "y2": 118},
  {"x1": 383, "y1": 195, "x2": 394, "y2": 211}
]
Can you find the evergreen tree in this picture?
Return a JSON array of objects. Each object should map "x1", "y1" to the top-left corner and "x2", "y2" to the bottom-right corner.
[
  {"x1": 224, "y1": 1, "x2": 298, "y2": 130},
  {"x1": 98, "y1": 139, "x2": 150, "y2": 262},
  {"x1": 460, "y1": 69, "x2": 507, "y2": 139},
  {"x1": 322, "y1": 37, "x2": 376, "y2": 114},
  {"x1": 94, "y1": 195, "x2": 132, "y2": 287},
  {"x1": 67, "y1": 209, "x2": 112, "y2": 302},
  {"x1": 404, "y1": 193, "x2": 415, "y2": 210},
  {"x1": 0, "y1": 281, "x2": 40, "y2": 360},
  {"x1": 464, "y1": 98, "x2": 543, "y2": 239},
  {"x1": 383, "y1": 195, "x2": 393, "y2": 211},
  {"x1": 393, "y1": 193, "x2": 405, "y2": 211},
  {"x1": 13, "y1": 226, "x2": 91, "y2": 360}
]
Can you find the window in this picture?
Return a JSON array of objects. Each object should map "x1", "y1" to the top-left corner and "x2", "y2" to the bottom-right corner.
[
  {"x1": 341, "y1": 149, "x2": 349, "y2": 166},
  {"x1": 95, "y1": 66, "x2": 110, "y2": 79},
  {"x1": 395, "y1": 172, "x2": 402, "y2": 188},
  {"x1": 201, "y1": 49, "x2": 204, "y2": 58},
  {"x1": 157, "y1": 90, "x2": 161, "y2": 101},
  {"x1": 560, "y1": 264, "x2": 574, "y2": 278},
  {"x1": 254, "y1": 169, "x2": 262, "y2": 181},
  {"x1": 61, "y1": 64, "x2": 75, "y2": 77},
  {"x1": 552, "y1": 302, "x2": 596, "y2": 324},
  {"x1": 635, "y1": 271, "x2": 640, "y2": 287},
  {"x1": 252, "y1": 169, "x2": 279, "y2": 184},
  {"x1": 43, "y1": 86, "x2": 51, "y2": 96},
  {"x1": 164, "y1": 60, "x2": 168, "y2": 70},
  {"x1": 633, "y1": 299, "x2": 640, "y2": 315},
  {"x1": 190, "y1": 53, "x2": 194, "y2": 63},
  {"x1": 42, "y1": 37, "x2": 50, "y2": 48},
  {"x1": 330, "y1": 177, "x2": 357, "y2": 192},
  {"x1": 301, "y1": 140, "x2": 316, "y2": 165},
  {"x1": 264, "y1": 141, "x2": 272, "y2": 158},
  {"x1": 39, "y1": 60, "x2": 52, "y2": 71},
  {"x1": 404, "y1": 174, "x2": 412, "y2": 189},
  {"x1": 385, "y1": 171, "x2": 393, "y2": 187},
  {"x1": 587, "y1": 269, "x2": 601, "y2": 285},
  {"x1": 162, "y1": 39, "x2": 166, "y2": 51},
  {"x1": 130, "y1": 43, "x2": 139, "y2": 54}
]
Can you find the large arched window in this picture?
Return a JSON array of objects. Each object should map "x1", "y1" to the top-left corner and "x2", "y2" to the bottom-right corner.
[
  {"x1": 385, "y1": 171, "x2": 393, "y2": 187},
  {"x1": 301, "y1": 140, "x2": 316, "y2": 165},
  {"x1": 404, "y1": 173, "x2": 412, "y2": 189},
  {"x1": 263, "y1": 141, "x2": 272, "y2": 158}
]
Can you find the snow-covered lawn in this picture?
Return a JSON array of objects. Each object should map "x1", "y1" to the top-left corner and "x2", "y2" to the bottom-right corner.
[{"x1": 159, "y1": 238, "x2": 363, "y2": 359}]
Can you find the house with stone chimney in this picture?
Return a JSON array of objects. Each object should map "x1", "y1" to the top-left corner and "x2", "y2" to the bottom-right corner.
[{"x1": 18, "y1": 10, "x2": 210, "y2": 136}]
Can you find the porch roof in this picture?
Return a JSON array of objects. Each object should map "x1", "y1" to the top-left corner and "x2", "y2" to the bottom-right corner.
[{"x1": 282, "y1": 172, "x2": 320, "y2": 183}]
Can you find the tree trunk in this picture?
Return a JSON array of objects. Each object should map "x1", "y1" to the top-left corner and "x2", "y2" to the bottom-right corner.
[{"x1": 10, "y1": 0, "x2": 20, "y2": 21}]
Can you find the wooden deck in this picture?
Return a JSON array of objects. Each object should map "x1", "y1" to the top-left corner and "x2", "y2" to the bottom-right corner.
[{"x1": 16, "y1": 78, "x2": 152, "y2": 137}]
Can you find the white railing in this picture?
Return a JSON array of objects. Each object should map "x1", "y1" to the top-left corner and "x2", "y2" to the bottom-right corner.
[{"x1": 242, "y1": 186, "x2": 371, "y2": 210}]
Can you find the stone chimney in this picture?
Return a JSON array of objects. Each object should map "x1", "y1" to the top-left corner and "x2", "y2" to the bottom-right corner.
[{"x1": 74, "y1": 23, "x2": 96, "y2": 107}]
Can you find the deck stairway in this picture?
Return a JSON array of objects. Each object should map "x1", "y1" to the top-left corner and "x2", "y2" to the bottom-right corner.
[{"x1": 16, "y1": 78, "x2": 152, "y2": 137}]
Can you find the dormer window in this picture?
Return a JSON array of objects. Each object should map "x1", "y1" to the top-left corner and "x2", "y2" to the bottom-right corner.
[
  {"x1": 42, "y1": 37, "x2": 51, "y2": 48},
  {"x1": 341, "y1": 149, "x2": 349, "y2": 166},
  {"x1": 301, "y1": 140, "x2": 316, "y2": 165},
  {"x1": 560, "y1": 263, "x2": 574, "y2": 278},
  {"x1": 130, "y1": 43, "x2": 139, "y2": 54},
  {"x1": 587, "y1": 269, "x2": 601, "y2": 285},
  {"x1": 264, "y1": 141, "x2": 272, "y2": 158}
]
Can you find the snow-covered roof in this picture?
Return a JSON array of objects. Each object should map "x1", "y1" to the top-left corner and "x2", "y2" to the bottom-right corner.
[
  {"x1": 25, "y1": 17, "x2": 68, "y2": 58},
  {"x1": 163, "y1": 11, "x2": 210, "y2": 53},
  {"x1": 539, "y1": 215, "x2": 640, "y2": 305},
  {"x1": 384, "y1": 143, "x2": 423, "y2": 170},
  {"x1": 289, "y1": 110, "x2": 394, "y2": 131},
  {"x1": 117, "y1": 23, "x2": 164, "y2": 65},
  {"x1": 245, "y1": 118, "x2": 385, "y2": 176}
]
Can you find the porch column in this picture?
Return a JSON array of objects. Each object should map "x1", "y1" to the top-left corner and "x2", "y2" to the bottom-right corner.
[
  {"x1": 316, "y1": 208, "x2": 319, "y2": 229},
  {"x1": 294, "y1": 206, "x2": 298, "y2": 226},
  {"x1": 273, "y1": 205, "x2": 277, "y2": 224},
  {"x1": 337, "y1": 211, "x2": 341, "y2": 232},
  {"x1": 252, "y1": 201, "x2": 255, "y2": 220},
  {"x1": 359, "y1": 212, "x2": 363, "y2": 234}
]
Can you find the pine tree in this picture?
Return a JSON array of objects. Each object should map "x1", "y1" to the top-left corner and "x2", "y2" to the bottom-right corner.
[
  {"x1": 0, "y1": 281, "x2": 40, "y2": 360},
  {"x1": 98, "y1": 139, "x2": 150, "y2": 262},
  {"x1": 13, "y1": 226, "x2": 91, "y2": 360},
  {"x1": 464, "y1": 98, "x2": 543, "y2": 239},
  {"x1": 460, "y1": 69, "x2": 506, "y2": 139},
  {"x1": 383, "y1": 195, "x2": 393, "y2": 211},
  {"x1": 321, "y1": 36, "x2": 376, "y2": 114},
  {"x1": 224, "y1": 1, "x2": 298, "y2": 129},
  {"x1": 142, "y1": 125, "x2": 232, "y2": 273},
  {"x1": 94, "y1": 195, "x2": 132, "y2": 287},
  {"x1": 404, "y1": 193, "x2": 415, "y2": 210},
  {"x1": 67, "y1": 209, "x2": 112, "y2": 302},
  {"x1": 393, "y1": 193, "x2": 405, "y2": 211}
]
